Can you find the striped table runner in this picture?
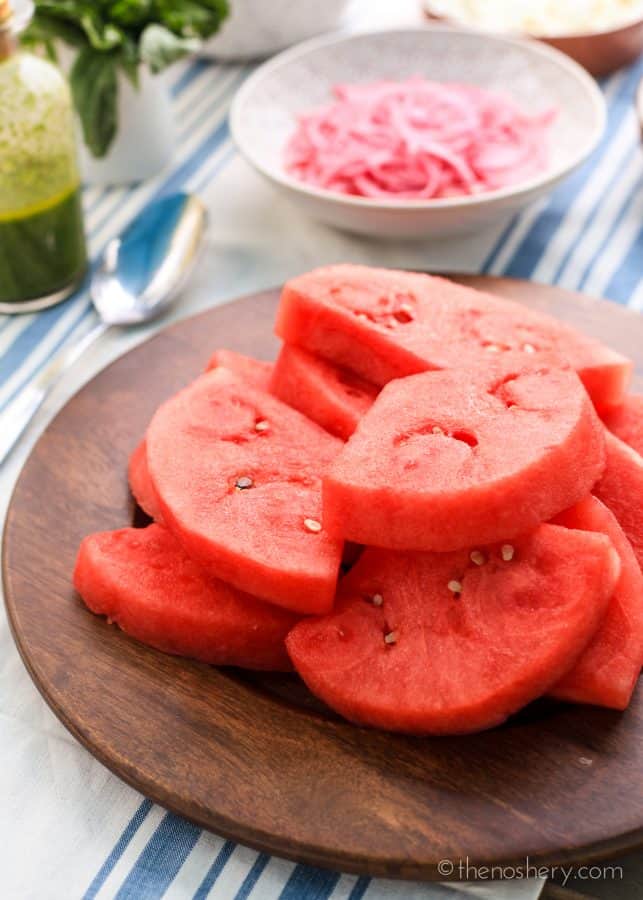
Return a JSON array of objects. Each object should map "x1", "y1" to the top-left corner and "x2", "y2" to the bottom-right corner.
[{"x1": 1, "y1": 18, "x2": 642, "y2": 900}]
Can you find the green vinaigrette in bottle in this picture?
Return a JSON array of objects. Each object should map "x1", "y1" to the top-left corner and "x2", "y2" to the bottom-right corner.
[{"x1": 0, "y1": 0, "x2": 87, "y2": 312}]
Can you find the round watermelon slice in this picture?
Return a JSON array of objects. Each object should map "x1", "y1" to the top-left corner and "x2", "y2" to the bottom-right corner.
[
  {"x1": 276, "y1": 265, "x2": 632, "y2": 411},
  {"x1": 594, "y1": 431, "x2": 643, "y2": 572},
  {"x1": 286, "y1": 526, "x2": 619, "y2": 735},
  {"x1": 205, "y1": 348, "x2": 273, "y2": 391},
  {"x1": 551, "y1": 496, "x2": 643, "y2": 710},
  {"x1": 74, "y1": 525, "x2": 298, "y2": 670},
  {"x1": 323, "y1": 365, "x2": 605, "y2": 551},
  {"x1": 128, "y1": 440, "x2": 163, "y2": 522},
  {"x1": 270, "y1": 344, "x2": 378, "y2": 440},
  {"x1": 146, "y1": 368, "x2": 343, "y2": 614},
  {"x1": 603, "y1": 394, "x2": 643, "y2": 458}
]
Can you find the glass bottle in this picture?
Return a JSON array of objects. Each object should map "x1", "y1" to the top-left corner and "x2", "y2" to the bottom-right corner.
[{"x1": 0, "y1": 0, "x2": 87, "y2": 313}]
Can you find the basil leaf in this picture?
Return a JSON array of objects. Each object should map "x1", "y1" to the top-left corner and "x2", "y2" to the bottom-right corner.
[
  {"x1": 70, "y1": 48, "x2": 119, "y2": 158},
  {"x1": 23, "y1": 13, "x2": 87, "y2": 50},
  {"x1": 106, "y1": 0, "x2": 154, "y2": 29},
  {"x1": 118, "y1": 35, "x2": 141, "y2": 86},
  {"x1": 154, "y1": 0, "x2": 228, "y2": 39},
  {"x1": 139, "y1": 23, "x2": 200, "y2": 73}
]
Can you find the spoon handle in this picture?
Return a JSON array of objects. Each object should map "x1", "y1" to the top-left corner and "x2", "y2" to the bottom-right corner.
[{"x1": 0, "y1": 320, "x2": 110, "y2": 465}]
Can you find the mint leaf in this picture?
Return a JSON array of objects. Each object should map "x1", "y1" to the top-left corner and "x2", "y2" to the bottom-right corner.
[{"x1": 70, "y1": 47, "x2": 119, "y2": 158}]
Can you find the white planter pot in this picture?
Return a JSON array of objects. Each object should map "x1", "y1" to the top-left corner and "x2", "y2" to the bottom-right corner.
[{"x1": 79, "y1": 67, "x2": 176, "y2": 186}]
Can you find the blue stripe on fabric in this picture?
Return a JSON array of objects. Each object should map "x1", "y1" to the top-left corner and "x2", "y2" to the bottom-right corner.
[
  {"x1": 278, "y1": 864, "x2": 341, "y2": 900},
  {"x1": 234, "y1": 852, "x2": 270, "y2": 900},
  {"x1": 482, "y1": 63, "x2": 641, "y2": 278},
  {"x1": 481, "y1": 212, "x2": 521, "y2": 272},
  {"x1": 0, "y1": 276, "x2": 90, "y2": 379},
  {"x1": 114, "y1": 813, "x2": 201, "y2": 900},
  {"x1": 85, "y1": 185, "x2": 117, "y2": 218},
  {"x1": 579, "y1": 171, "x2": 643, "y2": 297},
  {"x1": 157, "y1": 119, "x2": 230, "y2": 200},
  {"x1": 191, "y1": 143, "x2": 236, "y2": 194},
  {"x1": 192, "y1": 840, "x2": 235, "y2": 900},
  {"x1": 83, "y1": 799, "x2": 153, "y2": 900},
  {"x1": 171, "y1": 59, "x2": 209, "y2": 98},
  {"x1": 602, "y1": 209, "x2": 643, "y2": 304},
  {"x1": 347, "y1": 876, "x2": 371, "y2": 900},
  {"x1": 550, "y1": 143, "x2": 641, "y2": 287},
  {"x1": 502, "y1": 57, "x2": 643, "y2": 280}
]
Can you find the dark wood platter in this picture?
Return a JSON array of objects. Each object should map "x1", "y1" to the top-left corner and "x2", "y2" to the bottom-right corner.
[{"x1": 4, "y1": 276, "x2": 643, "y2": 881}]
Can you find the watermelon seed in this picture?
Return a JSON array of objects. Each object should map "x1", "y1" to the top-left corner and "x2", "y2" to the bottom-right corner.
[
  {"x1": 255, "y1": 419, "x2": 269, "y2": 432},
  {"x1": 501, "y1": 544, "x2": 515, "y2": 561},
  {"x1": 304, "y1": 518, "x2": 322, "y2": 533},
  {"x1": 448, "y1": 580, "x2": 463, "y2": 596},
  {"x1": 384, "y1": 631, "x2": 398, "y2": 645},
  {"x1": 432, "y1": 426, "x2": 444, "y2": 435},
  {"x1": 393, "y1": 307, "x2": 413, "y2": 324},
  {"x1": 522, "y1": 342, "x2": 536, "y2": 354},
  {"x1": 371, "y1": 593, "x2": 383, "y2": 606},
  {"x1": 235, "y1": 476, "x2": 254, "y2": 490},
  {"x1": 484, "y1": 343, "x2": 502, "y2": 353},
  {"x1": 470, "y1": 550, "x2": 486, "y2": 566}
]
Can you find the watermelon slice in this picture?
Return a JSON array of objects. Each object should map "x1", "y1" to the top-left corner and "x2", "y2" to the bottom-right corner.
[
  {"x1": 323, "y1": 365, "x2": 605, "y2": 551},
  {"x1": 74, "y1": 525, "x2": 298, "y2": 670},
  {"x1": 128, "y1": 440, "x2": 163, "y2": 522},
  {"x1": 130, "y1": 351, "x2": 273, "y2": 520},
  {"x1": 270, "y1": 344, "x2": 378, "y2": 439},
  {"x1": 594, "y1": 431, "x2": 643, "y2": 571},
  {"x1": 603, "y1": 395, "x2": 643, "y2": 457},
  {"x1": 286, "y1": 526, "x2": 619, "y2": 735},
  {"x1": 551, "y1": 496, "x2": 643, "y2": 710},
  {"x1": 205, "y1": 348, "x2": 273, "y2": 390},
  {"x1": 146, "y1": 368, "x2": 344, "y2": 614},
  {"x1": 276, "y1": 265, "x2": 631, "y2": 411}
]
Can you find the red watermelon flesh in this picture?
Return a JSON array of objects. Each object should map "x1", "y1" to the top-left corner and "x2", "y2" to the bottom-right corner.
[
  {"x1": 130, "y1": 351, "x2": 273, "y2": 520},
  {"x1": 603, "y1": 395, "x2": 643, "y2": 458},
  {"x1": 128, "y1": 440, "x2": 163, "y2": 522},
  {"x1": 270, "y1": 344, "x2": 378, "y2": 440},
  {"x1": 323, "y1": 365, "x2": 605, "y2": 551},
  {"x1": 550, "y1": 496, "x2": 643, "y2": 710},
  {"x1": 275, "y1": 265, "x2": 631, "y2": 411},
  {"x1": 205, "y1": 348, "x2": 273, "y2": 390},
  {"x1": 594, "y1": 431, "x2": 643, "y2": 571},
  {"x1": 286, "y1": 526, "x2": 619, "y2": 735},
  {"x1": 146, "y1": 367, "x2": 344, "y2": 614},
  {"x1": 74, "y1": 525, "x2": 298, "y2": 670}
]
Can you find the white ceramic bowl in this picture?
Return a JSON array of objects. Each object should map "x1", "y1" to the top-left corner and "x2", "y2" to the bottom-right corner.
[
  {"x1": 201, "y1": 0, "x2": 351, "y2": 61},
  {"x1": 230, "y1": 27, "x2": 606, "y2": 239}
]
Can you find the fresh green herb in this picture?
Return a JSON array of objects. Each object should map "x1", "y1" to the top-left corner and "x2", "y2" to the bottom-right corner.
[{"x1": 23, "y1": 0, "x2": 228, "y2": 157}]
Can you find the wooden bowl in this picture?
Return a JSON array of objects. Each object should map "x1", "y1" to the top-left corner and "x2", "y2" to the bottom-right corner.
[
  {"x1": 543, "y1": 18, "x2": 643, "y2": 77},
  {"x1": 423, "y1": 4, "x2": 643, "y2": 77}
]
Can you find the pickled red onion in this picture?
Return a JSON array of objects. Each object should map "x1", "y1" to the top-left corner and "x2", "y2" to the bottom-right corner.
[{"x1": 284, "y1": 78, "x2": 556, "y2": 200}]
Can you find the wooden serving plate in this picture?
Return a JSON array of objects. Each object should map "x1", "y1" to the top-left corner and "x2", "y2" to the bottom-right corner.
[{"x1": 4, "y1": 276, "x2": 643, "y2": 881}]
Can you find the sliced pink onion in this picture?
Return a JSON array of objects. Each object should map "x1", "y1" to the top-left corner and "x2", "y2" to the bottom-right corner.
[{"x1": 284, "y1": 78, "x2": 557, "y2": 200}]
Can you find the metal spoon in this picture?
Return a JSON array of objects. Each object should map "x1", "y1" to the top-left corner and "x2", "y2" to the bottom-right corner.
[{"x1": 0, "y1": 192, "x2": 207, "y2": 465}]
